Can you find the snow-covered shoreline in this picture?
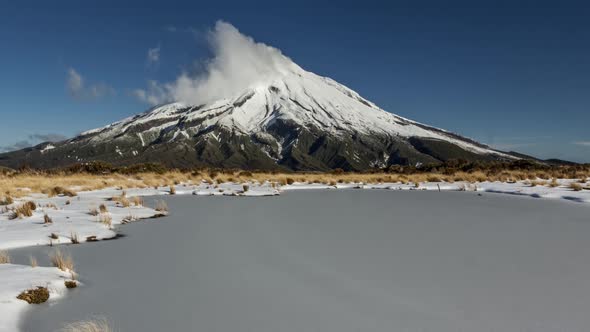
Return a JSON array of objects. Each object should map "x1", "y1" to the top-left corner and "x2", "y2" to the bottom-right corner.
[{"x1": 1, "y1": 179, "x2": 589, "y2": 332}]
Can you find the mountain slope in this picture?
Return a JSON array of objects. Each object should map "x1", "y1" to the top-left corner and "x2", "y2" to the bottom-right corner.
[{"x1": 0, "y1": 62, "x2": 515, "y2": 171}]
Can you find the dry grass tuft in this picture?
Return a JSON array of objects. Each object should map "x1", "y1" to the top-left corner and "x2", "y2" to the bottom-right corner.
[
  {"x1": 155, "y1": 200, "x2": 168, "y2": 212},
  {"x1": 30, "y1": 255, "x2": 38, "y2": 268},
  {"x1": 131, "y1": 196, "x2": 143, "y2": 206},
  {"x1": 45, "y1": 186, "x2": 77, "y2": 197},
  {"x1": 17, "y1": 287, "x2": 50, "y2": 304},
  {"x1": 570, "y1": 182, "x2": 583, "y2": 191},
  {"x1": 59, "y1": 318, "x2": 113, "y2": 332},
  {"x1": 70, "y1": 232, "x2": 80, "y2": 244},
  {"x1": 242, "y1": 184, "x2": 249, "y2": 192},
  {"x1": 0, "y1": 250, "x2": 10, "y2": 264},
  {"x1": 9, "y1": 201, "x2": 36, "y2": 219},
  {"x1": 0, "y1": 195, "x2": 13, "y2": 205},
  {"x1": 44, "y1": 213, "x2": 53, "y2": 224},
  {"x1": 99, "y1": 204, "x2": 108, "y2": 214},
  {"x1": 64, "y1": 280, "x2": 77, "y2": 289},
  {"x1": 49, "y1": 249, "x2": 74, "y2": 272},
  {"x1": 98, "y1": 214, "x2": 112, "y2": 228},
  {"x1": 169, "y1": 185, "x2": 176, "y2": 195}
]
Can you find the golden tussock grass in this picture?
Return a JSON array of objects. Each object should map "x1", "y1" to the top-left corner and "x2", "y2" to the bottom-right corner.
[
  {"x1": 8, "y1": 201, "x2": 36, "y2": 220},
  {"x1": 49, "y1": 249, "x2": 74, "y2": 272},
  {"x1": 44, "y1": 186, "x2": 77, "y2": 197},
  {"x1": 1, "y1": 166, "x2": 589, "y2": 199},
  {"x1": 570, "y1": 182, "x2": 583, "y2": 191},
  {"x1": 98, "y1": 204, "x2": 108, "y2": 214},
  {"x1": 0, "y1": 250, "x2": 10, "y2": 264},
  {"x1": 131, "y1": 196, "x2": 143, "y2": 206},
  {"x1": 0, "y1": 195, "x2": 13, "y2": 205},
  {"x1": 59, "y1": 318, "x2": 112, "y2": 332},
  {"x1": 98, "y1": 214, "x2": 112, "y2": 228}
]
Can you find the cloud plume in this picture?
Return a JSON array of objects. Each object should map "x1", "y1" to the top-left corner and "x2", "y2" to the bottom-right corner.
[
  {"x1": 134, "y1": 21, "x2": 296, "y2": 106},
  {"x1": 67, "y1": 68, "x2": 114, "y2": 100}
]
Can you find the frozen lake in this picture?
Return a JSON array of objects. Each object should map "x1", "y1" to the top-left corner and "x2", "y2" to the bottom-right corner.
[{"x1": 11, "y1": 190, "x2": 590, "y2": 332}]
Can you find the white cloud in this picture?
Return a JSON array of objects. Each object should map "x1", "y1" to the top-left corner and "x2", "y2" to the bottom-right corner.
[
  {"x1": 66, "y1": 68, "x2": 114, "y2": 100},
  {"x1": 573, "y1": 141, "x2": 590, "y2": 147},
  {"x1": 134, "y1": 20, "x2": 296, "y2": 106},
  {"x1": 147, "y1": 46, "x2": 160, "y2": 65}
]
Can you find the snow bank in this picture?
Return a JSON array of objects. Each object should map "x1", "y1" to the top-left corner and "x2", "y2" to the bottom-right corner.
[{"x1": 0, "y1": 265, "x2": 71, "y2": 332}]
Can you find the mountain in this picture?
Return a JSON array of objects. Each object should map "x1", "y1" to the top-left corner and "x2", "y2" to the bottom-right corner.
[{"x1": 0, "y1": 61, "x2": 516, "y2": 171}]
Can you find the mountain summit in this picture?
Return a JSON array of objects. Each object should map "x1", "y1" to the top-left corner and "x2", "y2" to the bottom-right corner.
[
  {"x1": 0, "y1": 22, "x2": 515, "y2": 170},
  {"x1": 0, "y1": 65, "x2": 514, "y2": 170}
]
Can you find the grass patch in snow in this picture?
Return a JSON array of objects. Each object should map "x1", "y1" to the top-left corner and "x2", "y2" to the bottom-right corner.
[
  {"x1": 16, "y1": 286, "x2": 50, "y2": 304},
  {"x1": 0, "y1": 250, "x2": 10, "y2": 264}
]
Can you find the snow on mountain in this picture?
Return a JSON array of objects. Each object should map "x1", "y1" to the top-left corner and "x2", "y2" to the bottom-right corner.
[{"x1": 0, "y1": 21, "x2": 516, "y2": 170}]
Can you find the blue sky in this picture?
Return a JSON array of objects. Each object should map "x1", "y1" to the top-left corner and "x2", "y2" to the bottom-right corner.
[{"x1": 1, "y1": 0, "x2": 589, "y2": 162}]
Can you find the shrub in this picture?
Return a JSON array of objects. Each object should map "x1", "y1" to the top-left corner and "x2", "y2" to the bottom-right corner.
[
  {"x1": 0, "y1": 250, "x2": 10, "y2": 264},
  {"x1": 286, "y1": 178, "x2": 295, "y2": 185},
  {"x1": 242, "y1": 184, "x2": 249, "y2": 192},
  {"x1": 44, "y1": 214, "x2": 53, "y2": 224},
  {"x1": 17, "y1": 287, "x2": 50, "y2": 304},
  {"x1": 50, "y1": 233, "x2": 59, "y2": 239},
  {"x1": 59, "y1": 318, "x2": 113, "y2": 332},
  {"x1": 169, "y1": 185, "x2": 176, "y2": 195},
  {"x1": 49, "y1": 249, "x2": 74, "y2": 271},
  {"x1": 99, "y1": 204, "x2": 108, "y2": 214}
]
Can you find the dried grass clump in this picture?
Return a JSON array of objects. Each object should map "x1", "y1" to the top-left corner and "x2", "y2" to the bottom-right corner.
[
  {"x1": 45, "y1": 186, "x2": 77, "y2": 197},
  {"x1": 17, "y1": 287, "x2": 50, "y2": 304},
  {"x1": 155, "y1": 200, "x2": 168, "y2": 212},
  {"x1": 570, "y1": 182, "x2": 583, "y2": 191},
  {"x1": 64, "y1": 280, "x2": 78, "y2": 289},
  {"x1": 0, "y1": 195, "x2": 13, "y2": 205},
  {"x1": 30, "y1": 255, "x2": 38, "y2": 267},
  {"x1": 285, "y1": 178, "x2": 295, "y2": 185},
  {"x1": 44, "y1": 213, "x2": 53, "y2": 224},
  {"x1": 70, "y1": 232, "x2": 80, "y2": 244},
  {"x1": 548, "y1": 178, "x2": 559, "y2": 188},
  {"x1": 59, "y1": 318, "x2": 113, "y2": 332},
  {"x1": 119, "y1": 196, "x2": 131, "y2": 207},
  {"x1": 0, "y1": 250, "x2": 10, "y2": 264},
  {"x1": 99, "y1": 204, "x2": 108, "y2": 214},
  {"x1": 9, "y1": 201, "x2": 36, "y2": 219},
  {"x1": 49, "y1": 249, "x2": 74, "y2": 272},
  {"x1": 169, "y1": 185, "x2": 176, "y2": 195},
  {"x1": 242, "y1": 184, "x2": 250, "y2": 192},
  {"x1": 98, "y1": 214, "x2": 112, "y2": 228},
  {"x1": 132, "y1": 196, "x2": 143, "y2": 206}
]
